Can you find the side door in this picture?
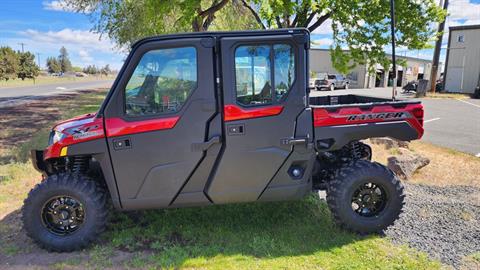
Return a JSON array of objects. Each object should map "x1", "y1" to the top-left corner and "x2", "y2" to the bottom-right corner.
[
  {"x1": 103, "y1": 38, "x2": 221, "y2": 209},
  {"x1": 206, "y1": 32, "x2": 314, "y2": 203}
]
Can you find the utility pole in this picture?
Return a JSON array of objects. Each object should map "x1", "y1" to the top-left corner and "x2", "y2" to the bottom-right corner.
[
  {"x1": 18, "y1": 42, "x2": 26, "y2": 53},
  {"x1": 36, "y1": 53, "x2": 41, "y2": 68},
  {"x1": 389, "y1": 0, "x2": 397, "y2": 100},
  {"x1": 430, "y1": 0, "x2": 449, "y2": 93}
]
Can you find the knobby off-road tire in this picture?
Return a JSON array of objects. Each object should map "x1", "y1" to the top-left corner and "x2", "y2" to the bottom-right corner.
[
  {"x1": 22, "y1": 173, "x2": 109, "y2": 252},
  {"x1": 326, "y1": 160, "x2": 405, "y2": 234}
]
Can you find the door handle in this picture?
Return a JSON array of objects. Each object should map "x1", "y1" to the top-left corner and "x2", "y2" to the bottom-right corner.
[
  {"x1": 281, "y1": 137, "x2": 307, "y2": 145},
  {"x1": 191, "y1": 135, "x2": 221, "y2": 152}
]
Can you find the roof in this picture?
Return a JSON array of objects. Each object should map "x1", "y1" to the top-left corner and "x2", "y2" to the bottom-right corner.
[
  {"x1": 449, "y1": 24, "x2": 480, "y2": 31},
  {"x1": 131, "y1": 28, "x2": 310, "y2": 49}
]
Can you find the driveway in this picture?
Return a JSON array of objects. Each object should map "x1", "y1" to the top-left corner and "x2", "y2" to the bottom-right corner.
[
  {"x1": 0, "y1": 79, "x2": 113, "y2": 108},
  {"x1": 311, "y1": 88, "x2": 480, "y2": 156}
]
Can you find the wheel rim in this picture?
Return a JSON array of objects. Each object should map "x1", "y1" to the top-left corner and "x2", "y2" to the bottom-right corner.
[
  {"x1": 41, "y1": 196, "x2": 85, "y2": 235},
  {"x1": 351, "y1": 182, "x2": 387, "y2": 217},
  {"x1": 330, "y1": 85, "x2": 334, "y2": 91}
]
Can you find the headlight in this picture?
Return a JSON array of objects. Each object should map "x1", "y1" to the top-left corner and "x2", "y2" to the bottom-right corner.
[{"x1": 50, "y1": 130, "x2": 66, "y2": 145}]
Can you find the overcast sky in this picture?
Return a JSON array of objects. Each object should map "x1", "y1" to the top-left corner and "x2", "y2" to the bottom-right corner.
[{"x1": 1, "y1": 0, "x2": 479, "y2": 70}]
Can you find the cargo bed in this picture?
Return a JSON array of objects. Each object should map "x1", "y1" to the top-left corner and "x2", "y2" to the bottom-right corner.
[{"x1": 309, "y1": 94, "x2": 424, "y2": 151}]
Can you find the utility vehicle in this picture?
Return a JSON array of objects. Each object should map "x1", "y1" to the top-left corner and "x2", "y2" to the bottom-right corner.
[{"x1": 23, "y1": 29, "x2": 424, "y2": 252}]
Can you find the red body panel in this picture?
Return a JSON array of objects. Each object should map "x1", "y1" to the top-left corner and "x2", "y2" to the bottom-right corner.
[
  {"x1": 44, "y1": 115, "x2": 105, "y2": 160},
  {"x1": 313, "y1": 103, "x2": 424, "y2": 139},
  {"x1": 224, "y1": 104, "x2": 284, "y2": 122},
  {"x1": 105, "y1": 116, "x2": 180, "y2": 137}
]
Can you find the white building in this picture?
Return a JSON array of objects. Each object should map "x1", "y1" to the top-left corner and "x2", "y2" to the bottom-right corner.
[
  {"x1": 309, "y1": 48, "x2": 439, "y2": 89},
  {"x1": 444, "y1": 24, "x2": 480, "y2": 94}
]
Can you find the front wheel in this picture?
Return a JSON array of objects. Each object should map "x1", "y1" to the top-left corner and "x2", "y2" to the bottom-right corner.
[
  {"x1": 22, "y1": 173, "x2": 109, "y2": 252},
  {"x1": 329, "y1": 84, "x2": 335, "y2": 91},
  {"x1": 344, "y1": 83, "x2": 349, "y2": 90},
  {"x1": 326, "y1": 160, "x2": 404, "y2": 234}
]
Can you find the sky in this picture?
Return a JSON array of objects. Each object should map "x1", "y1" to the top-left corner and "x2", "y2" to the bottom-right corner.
[{"x1": 0, "y1": 0, "x2": 479, "y2": 71}]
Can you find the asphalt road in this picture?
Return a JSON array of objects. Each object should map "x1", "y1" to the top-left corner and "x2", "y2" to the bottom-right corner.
[
  {"x1": 311, "y1": 88, "x2": 480, "y2": 156},
  {"x1": 0, "y1": 79, "x2": 113, "y2": 108}
]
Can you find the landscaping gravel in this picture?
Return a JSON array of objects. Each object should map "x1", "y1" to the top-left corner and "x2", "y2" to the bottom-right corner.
[{"x1": 385, "y1": 183, "x2": 480, "y2": 267}]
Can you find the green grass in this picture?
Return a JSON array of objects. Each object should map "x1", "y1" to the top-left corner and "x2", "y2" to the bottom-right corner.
[
  {"x1": 0, "y1": 88, "x2": 443, "y2": 269},
  {"x1": 79, "y1": 196, "x2": 438, "y2": 269}
]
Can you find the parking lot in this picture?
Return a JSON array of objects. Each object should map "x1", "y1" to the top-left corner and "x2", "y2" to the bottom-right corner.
[{"x1": 310, "y1": 88, "x2": 480, "y2": 156}]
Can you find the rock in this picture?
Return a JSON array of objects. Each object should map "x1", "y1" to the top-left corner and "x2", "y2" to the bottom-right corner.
[
  {"x1": 387, "y1": 148, "x2": 430, "y2": 180},
  {"x1": 370, "y1": 137, "x2": 409, "y2": 149}
]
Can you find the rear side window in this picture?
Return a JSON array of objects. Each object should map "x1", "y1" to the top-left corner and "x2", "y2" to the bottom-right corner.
[
  {"x1": 234, "y1": 44, "x2": 295, "y2": 106},
  {"x1": 124, "y1": 47, "x2": 197, "y2": 116},
  {"x1": 235, "y1": 46, "x2": 272, "y2": 105}
]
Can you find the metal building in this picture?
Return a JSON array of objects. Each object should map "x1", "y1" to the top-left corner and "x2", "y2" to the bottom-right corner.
[
  {"x1": 309, "y1": 48, "x2": 439, "y2": 89},
  {"x1": 444, "y1": 24, "x2": 480, "y2": 93}
]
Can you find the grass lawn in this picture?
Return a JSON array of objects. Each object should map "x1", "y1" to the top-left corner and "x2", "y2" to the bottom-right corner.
[
  {"x1": 0, "y1": 74, "x2": 114, "y2": 88},
  {"x1": 0, "y1": 89, "x2": 445, "y2": 269}
]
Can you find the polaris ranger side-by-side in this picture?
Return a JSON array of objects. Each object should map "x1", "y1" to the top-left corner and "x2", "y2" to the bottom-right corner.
[{"x1": 23, "y1": 29, "x2": 424, "y2": 251}]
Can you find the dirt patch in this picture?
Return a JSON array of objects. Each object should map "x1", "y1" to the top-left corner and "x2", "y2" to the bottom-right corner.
[
  {"x1": 370, "y1": 140, "x2": 480, "y2": 187},
  {"x1": 0, "y1": 89, "x2": 106, "y2": 164}
]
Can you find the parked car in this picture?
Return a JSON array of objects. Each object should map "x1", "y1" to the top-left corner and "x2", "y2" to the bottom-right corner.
[
  {"x1": 23, "y1": 29, "x2": 424, "y2": 251},
  {"x1": 315, "y1": 74, "x2": 349, "y2": 91}
]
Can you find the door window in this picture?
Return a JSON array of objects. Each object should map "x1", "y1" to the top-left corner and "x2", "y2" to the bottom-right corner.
[
  {"x1": 125, "y1": 47, "x2": 197, "y2": 116},
  {"x1": 274, "y1": 44, "x2": 295, "y2": 101},
  {"x1": 234, "y1": 44, "x2": 295, "y2": 106}
]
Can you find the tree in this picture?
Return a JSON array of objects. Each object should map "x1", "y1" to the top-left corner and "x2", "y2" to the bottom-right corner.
[
  {"x1": 0, "y1": 46, "x2": 19, "y2": 81},
  {"x1": 83, "y1": 65, "x2": 99, "y2": 74},
  {"x1": 72, "y1": 66, "x2": 83, "y2": 72},
  {"x1": 100, "y1": 64, "x2": 111, "y2": 76},
  {"x1": 46, "y1": 57, "x2": 62, "y2": 74},
  {"x1": 241, "y1": 0, "x2": 446, "y2": 73},
  {"x1": 17, "y1": 52, "x2": 40, "y2": 80},
  {"x1": 58, "y1": 47, "x2": 72, "y2": 73},
  {"x1": 67, "y1": 0, "x2": 445, "y2": 74},
  {"x1": 64, "y1": 0, "x2": 258, "y2": 47}
]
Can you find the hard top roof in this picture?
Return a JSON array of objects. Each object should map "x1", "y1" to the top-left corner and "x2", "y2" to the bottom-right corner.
[{"x1": 132, "y1": 28, "x2": 310, "y2": 48}]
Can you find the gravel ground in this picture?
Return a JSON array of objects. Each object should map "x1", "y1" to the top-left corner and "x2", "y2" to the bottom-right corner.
[{"x1": 385, "y1": 183, "x2": 480, "y2": 267}]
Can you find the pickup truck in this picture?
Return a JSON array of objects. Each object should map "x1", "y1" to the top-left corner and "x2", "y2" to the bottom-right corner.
[
  {"x1": 312, "y1": 73, "x2": 349, "y2": 91},
  {"x1": 23, "y1": 29, "x2": 424, "y2": 252}
]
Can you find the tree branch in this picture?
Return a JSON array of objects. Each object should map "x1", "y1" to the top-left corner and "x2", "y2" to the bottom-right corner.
[
  {"x1": 275, "y1": 16, "x2": 283, "y2": 28},
  {"x1": 198, "y1": 0, "x2": 229, "y2": 18},
  {"x1": 203, "y1": 13, "x2": 216, "y2": 30},
  {"x1": 291, "y1": 14, "x2": 298, "y2": 27},
  {"x1": 304, "y1": 12, "x2": 316, "y2": 28},
  {"x1": 307, "y1": 12, "x2": 331, "y2": 32},
  {"x1": 240, "y1": 0, "x2": 266, "y2": 29}
]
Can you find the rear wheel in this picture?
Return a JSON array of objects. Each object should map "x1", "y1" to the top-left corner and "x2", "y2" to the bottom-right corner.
[
  {"x1": 22, "y1": 173, "x2": 109, "y2": 251},
  {"x1": 326, "y1": 160, "x2": 404, "y2": 233}
]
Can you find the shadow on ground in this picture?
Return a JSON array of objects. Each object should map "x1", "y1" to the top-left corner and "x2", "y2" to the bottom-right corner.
[{"x1": 0, "y1": 196, "x2": 363, "y2": 268}]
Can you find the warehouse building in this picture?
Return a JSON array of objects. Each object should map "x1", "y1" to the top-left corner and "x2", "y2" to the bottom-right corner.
[
  {"x1": 444, "y1": 24, "x2": 480, "y2": 94},
  {"x1": 309, "y1": 48, "x2": 439, "y2": 89}
]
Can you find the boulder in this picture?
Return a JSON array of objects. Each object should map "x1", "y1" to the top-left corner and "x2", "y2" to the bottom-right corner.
[
  {"x1": 387, "y1": 148, "x2": 430, "y2": 180},
  {"x1": 370, "y1": 137, "x2": 410, "y2": 149}
]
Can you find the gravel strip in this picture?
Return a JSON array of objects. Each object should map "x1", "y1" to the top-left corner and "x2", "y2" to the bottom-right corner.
[{"x1": 385, "y1": 183, "x2": 480, "y2": 267}]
